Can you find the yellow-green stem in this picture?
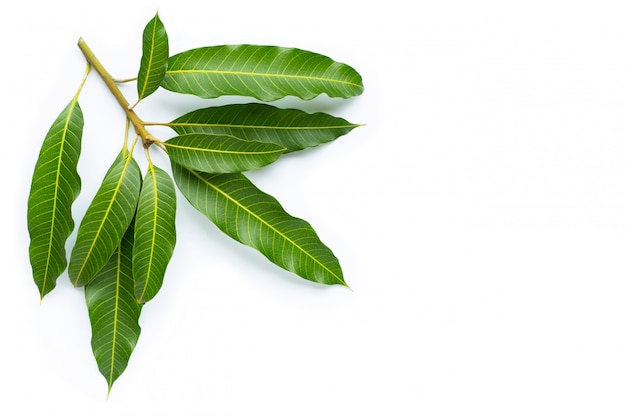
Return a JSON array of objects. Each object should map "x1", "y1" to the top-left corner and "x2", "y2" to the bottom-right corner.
[{"x1": 77, "y1": 37, "x2": 154, "y2": 147}]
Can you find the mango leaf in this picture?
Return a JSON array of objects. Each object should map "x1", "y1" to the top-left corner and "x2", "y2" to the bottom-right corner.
[
  {"x1": 85, "y1": 221, "x2": 142, "y2": 395},
  {"x1": 164, "y1": 133, "x2": 286, "y2": 173},
  {"x1": 27, "y1": 97, "x2": 84, "y2": 299},
  {"x1": 167, "y1": 103, "x2": 361, "y2": 153},
  {"x1": 136, "y1": 12, "x2": 168, "y2": 101},
  {"x1": 133, "y1": 164, "x2": 177, "y2": 304},
  {"x1": 161, "y1": 45, "x2": 364, "y2": 101},
  {"x1": 68, "y1": 149, "x2": 142, "y2": 287},
  {"x1": 171, "y1": 163, "x2": 346, "y2": 286}
]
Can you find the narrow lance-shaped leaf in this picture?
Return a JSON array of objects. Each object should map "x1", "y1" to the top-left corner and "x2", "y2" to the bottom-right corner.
[
  {"x1": 27, "y1": 69, "x2": 88, "y2": 299},
  {"x1": 136, "y1": 12, "x2": 168, "y2": 101},
  {"x1": 133, "y1": 164, "x2": 177, "y2": 304},
  {"x1": 161, "y1": 45, "x2": 364, "y2": 101},
  {"x1": 167, "y1": 103, "x2": 362, "y2": 153},
  {"x1": 85, "y1": 221, "x2": 142, "y2": 395},
  {"x1": 171, "y1": 163, "x2": 346, "y2": 286},
  {"x1": 164, "y1": 133, "x2": 286, "y2": 173},
  {"x1": 69, "y1": 149, "x2": 142, "y2": 287}
]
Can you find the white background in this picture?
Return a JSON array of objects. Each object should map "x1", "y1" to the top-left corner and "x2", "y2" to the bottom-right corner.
[{"x1": 3, "y1": 0, "x2": 626, "y2": 415}]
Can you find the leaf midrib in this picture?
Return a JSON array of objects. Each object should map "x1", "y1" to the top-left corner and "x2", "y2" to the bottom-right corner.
[
  {"x1": 108, "y1": 244, "x2": 123, "y2": 393},
  {"x1": 74, "y1": 153, "x2": 134, "y2": 285},
  {"x1": 165, "y1": 142, "x2": 285, "y2": 155},
  {"x1": 190, "y1": 170, "x2": 345, "y2": 285},
  {"x1": 43, "y1": 101, "x2": 78, "y2": 296},
  {"x1": 137, "y1": 165, "x2": 158, "y2": 303},
  {"x1": 138, "y1": 14, "x2": 160, "y2": 99},
  {"x1": 169, "y1": 122, "x2": 359, "y2": 131},
  {"x1": 166, "y1": 69, "x2": 362, "y2": 88}
]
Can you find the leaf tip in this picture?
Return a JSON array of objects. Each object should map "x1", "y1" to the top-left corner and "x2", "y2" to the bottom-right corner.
[
  {"x1": 332, "y1": 275, "x2": 350, "y2": 289},
  {"x1": 38, "y1": 286, "x2": 50, "y2": 303}
]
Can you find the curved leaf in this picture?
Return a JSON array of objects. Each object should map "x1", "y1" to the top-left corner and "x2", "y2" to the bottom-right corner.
[
  {"x1": 133, "y1": 164, "x2": 177, "y2": 304},
  {"x1": 27, "y1": 95, "x2": 84, "y2": 299},
  {"x1": 68, "y1": 150, "x2": 142, "y2": 287},
  {"x1": 171, "y1": 163, "x2": 346, "y2": 286},
  {"x1": 85, "y1": 222, "x2": 142, "y2": 395},
  {"x1": 161, "y1": 45, "x2": 364, "y2": 101},
  {"x1": 167, "y1": 103, "x2": 361, "y2": 152},
  {"x1": 164, "y1": 133, "x2": 285, "y2": 173},
  {"x1": 137, "y1": 12, "x2": 168, "y2": 101}
]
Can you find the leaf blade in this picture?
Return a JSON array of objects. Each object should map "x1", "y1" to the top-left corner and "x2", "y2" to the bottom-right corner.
[
  {"x1": 161, "y1": 45, "x2": 363, "y2": 101},
  {"x1": 133, "y1": 164, "x2": 177, "y2": 304},
  {"x1": 85, "y1": 222, "x2": 142, "y2": 394},
  {"x1": 137, "y1": 12, "x2": 169, "y2": 101},
  {"x1": 27, "y1": 98, "x2": 84, "y2": 298},
  {"x1": 171, "y1": 163, "x2": 346, "y2": 286},
  {"x1": 164, "y1": 133, "x2": 285, "y2": 173},
  {"x1": 168, "y1": 103, "x2": 361, "y2": 152},
  {"x1": 68, "y1": 150, "x2": 142, "y2": 287}
]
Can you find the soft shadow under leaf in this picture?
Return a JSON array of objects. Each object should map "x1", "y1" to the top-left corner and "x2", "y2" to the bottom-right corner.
[{"x1": 171, "y1": 162, "x2": 347, "y2": 286}]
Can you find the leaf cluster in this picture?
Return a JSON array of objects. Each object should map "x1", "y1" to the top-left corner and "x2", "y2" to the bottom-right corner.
[{"x1": 27, "y1": 12, "x2": 363, "y2": 394}]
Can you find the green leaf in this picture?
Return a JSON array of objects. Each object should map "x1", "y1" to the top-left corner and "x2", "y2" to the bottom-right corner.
[
  {"x1": 167, "y1": 103, "x2": 361, "y2": 153},
  {"x1": 85, "y1": 221, "x2": 142, "y2": 395},
  {"x1": 136, "y1": 12, "x2": 168, "y2": 101},
  {"x1": 171, "y1": 163, "x2": 346, "y2": 286},
  {"x1": 161, "y1": 45, "x2": 364, "y2": 101},
  {"x1": 164, "y1": 133, "x2": 286, "y2": 173},
  {"x1": 68, "y1": 149, "x2": 142, "y2": 287},
  {"x1": 133, "y1": 164, "x2": 177, "y2": 304},
  {"x1": 27, "y1": 96, "x2": 84, "y2": 299}
]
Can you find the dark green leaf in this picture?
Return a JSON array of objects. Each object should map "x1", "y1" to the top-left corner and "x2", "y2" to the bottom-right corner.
[
  {"x1": 137, "y1": 12, "x2": 168, "y2": 101},
  {"x1": 161, "y1": 45, "x2": 364, "y2": 101},
  {"x1": 171, "y1": 163, "x2": 346, "y2": 286},
  {"x1": 167, "y1": 103, "x2": 361, "y2": 152},
  {"x1": 133, "y1": 164, "x2": 177, "y2": 304},
  {"x1": 164, "y1": 133, "x2": 285, "y2": 173},
  {"x1": 68, "y1": 149, "x2": 142, "y2": 287},
  {"x1": 85, "y1": 221, "x2": 142, "y2": 395},
  {"x1": 27, "y1": 97, "x2": 84, "y2": 299}
]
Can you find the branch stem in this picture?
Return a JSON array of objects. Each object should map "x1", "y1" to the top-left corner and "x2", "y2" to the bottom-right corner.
[{"x1": 77, "y1": 37, "x2": 154, "y2": 146}]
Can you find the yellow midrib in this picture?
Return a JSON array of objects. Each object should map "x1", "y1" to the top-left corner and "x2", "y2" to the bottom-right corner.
[
  {"x1": 108, "y1": 243, "x2": 123, "y2": 393},
  {"x1": 165, "y1": 142, "x2": 285, "y2": 155},
  {"x1": 166, "y1": 69, "x2": 362, "y2": 89},
  {"x1": 42, "y1": 101, "x2": 77, "y2": 297},
  {"x1": 138, "y1": 165, "x2": 158, "y2": 303},
  {"x1": 137, "y1": 15, "x2": 159, "y2": 99},
  {"x1": 41, "y1": 64, "x2": 89, "y2": 297},
  {"x1": 74, "y1": 153, "x2": 134, "y2": 285},
  {"x1": 190, "y1": 170, "x2": 345, "y2": 285},
  {"x1": 169, "y1": 122, "x2": 359, "y2": 131}
]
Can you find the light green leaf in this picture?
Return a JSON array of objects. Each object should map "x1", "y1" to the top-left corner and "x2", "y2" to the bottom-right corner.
[
  {"x1": 133, "y1": 164, "x2": 177, "y2": 304},
  {"x1": 171, "y1": 163, "x2": 346, "y2": 286},
  {"x1": 85, "y1": 221, "x2": 141, "y2": 395},
  {"x1": 161, "y1": 45, "x2": 364, "y2": 101},
  {"x1": 68, "y1": 149, "x2": 142, "y2": 287},
  {"x1": 164, "y1": 133, "x2": 286, "y2": 173},
  {"x1": 167, "y1": 103, "x2": 361, "y2": 153},
  {"x1": 27, "y1": 94, "x2": 84, "y2": 299},
  {"x1": 137, "y1": 12, "x2": 168, "y2": 101}
]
